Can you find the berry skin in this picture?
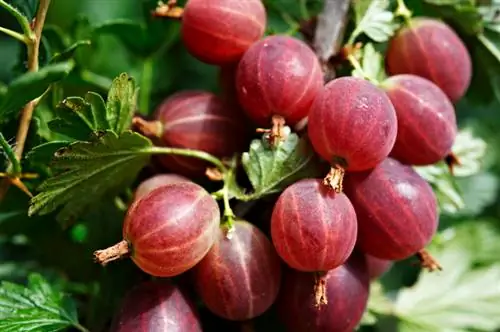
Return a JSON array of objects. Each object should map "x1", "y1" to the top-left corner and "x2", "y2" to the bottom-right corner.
[
  {"x1": 94, "y1": 182, "x2": 220, "y2": 277},
  {"x1": 386, "y1": 18, "x2": 472, "y2": 102},
  {"x1": 111, "y1": 280, "x2": 202, "y2": 332},
  {"x1": 134, "y1": 174, "x2": 190, "y2": 201},
  {"x1": 307, "y1": 76, "x2": 397, "y2": 191},
  {"x1": 155, "y1": 91, "x2": 248, "y2": 177},
  {"x1": 344, "y1": 158, "x2": 439, "y2": 260},
  {"x1": 193, "y1": 221, "x2": 282, "y2": 321},
  {"x1": 181, "y1": 0, "x2": 266, "y2": 65},
  {"x1": 271, "y1": 178, "x2": 357, "y2": 271},
  {"x1": 366, "y1": 254, "x2": 392, "y2": 280},
  {"x1": 277, "y1": 253, "x2": 370, "y2": 332},
  {"x1": 382, "y1": 74, "x2": 457, "y2": 165},
  {"x1": 236, "y1": 35, "x2": 323, "y2": 127}
]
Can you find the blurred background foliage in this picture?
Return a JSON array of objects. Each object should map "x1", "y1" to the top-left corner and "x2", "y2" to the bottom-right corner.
[{"x1": 1, "y1": 0, "x2": 500, "y2": 331}]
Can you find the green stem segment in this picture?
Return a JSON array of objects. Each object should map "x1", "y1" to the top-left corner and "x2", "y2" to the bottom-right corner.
[
  {"x1": 395, "y1": 0, "x2": 412, "y2": 25},
  {"x1": 0, "y1": 133, "x2": 21, "y2": 175},
  {"x1": 73, "y1": 323, "x2": 91, "y2": 332},
  {"x1": 346, "y1": 54, "x2": 379, "y2": 85},
  {"x1": 0, "y1": 0, "x2": 33, "y2": 37},
  {"x1": 0, "y1": 26, "x2": 29, "y2": 44},
  {"x1": 148, "y1": 146, "x2": 227, "y2": 174}
]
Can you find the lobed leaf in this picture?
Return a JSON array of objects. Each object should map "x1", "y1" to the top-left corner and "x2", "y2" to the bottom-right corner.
[
  {"x1": 414, "y1": 128, "x2": 488, "y2": 214},
  {"x1": 352, "y1": 0, "x2": 398, "y2": 43},
  {"x1": 351, "y1": 43, "x2": 386, "y2": 82},
  {"x1": 241, "y1": 133, "x2": 323, "y2": 199},
  {"x1": 0, "y1": 61, "x2": 75, "y2": 119},
  {"x1": 395, "y1": 223, "x2": 500, "y2": 331},
  {"x1": 0, "y1": 273, "x2": 82, "y2": 332},
  {"x1": 48, "y1": 92, "x2": 109, "y2": 141},
  {"x1": 423, "y1": 0, "x2": 483, "y2": 35},
  {"x1": 28, "y1": 131, "x2": 152, "y2": 222},
  {"x1": 105, "y1": 73, "x2": 139, "y2": 134}
]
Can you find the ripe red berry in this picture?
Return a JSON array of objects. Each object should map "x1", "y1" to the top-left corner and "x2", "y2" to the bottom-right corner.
[
  {"x1": 277, "y1": 253, "x2": 369, "y2": 332},
  {"x1": 386, "y1": 18, "x2": 472, "y2": 102},
  {"x1": 344, "y1": 158, "x2": 438, "y2": 260},
  {"x1": 271, "y1": 178, "x2": 357, "y2": 271},
  {"x1": 236, "y1": 35, "x2": 323, "y2": 127},
  {"x1": 193, "y1": 221, "x2": 282, "y2": 321},
  {"x1": 307, "y1": 77, "x2": 397, "y2": 191},
  {"x1": 134, "y1": 174, "x2": 190, "y2": 201},
  {"x1": 154, "y1": 91, "x2": 248, "y2": 177},
  {"x1": 366, "y1": 254, "x2": 392, "y2": 280},
  {"x1": 382, "y1": 74, "x2": 457, "y2": 165},
  {"x1": 111, "y1": 280, "x2": 202, "y2": 332},
  {"x1": 181, "y1": 0, "x2": 266, "y2": 65},
  {"x1": 94, "y1": 182, "x2": 220, "y2": 277}
]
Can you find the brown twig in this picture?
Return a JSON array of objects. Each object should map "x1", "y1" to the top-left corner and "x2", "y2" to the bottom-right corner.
[
  {"x1": 313, "y1": 0, "x2": 351, "y2": 82},
  {"x1": 0, "y1": 0, "x2": 52, "y2": 201}
]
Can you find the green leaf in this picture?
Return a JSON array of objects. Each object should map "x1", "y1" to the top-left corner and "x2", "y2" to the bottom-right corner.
[
  {"x1": 360, "y1": 281, "x2": 395, "y2": 326},
  {"x1": 92, "y1": 20, "x2": 148, "y2": 53},
  {"x1": 451, "y1": 128, "x2": 487, "y2": 177},
  {"x1": 395, "y1": 223, "x2": 500, "y2": 332},
  {"x1": 351, "y1": 43, "x2": 386, "y2": 81},
  {"x1": 49, "y1": 40, "x2": 91, "y2": 63},
  {"x1": 0, "y1": 273, "x2": 83, "y2": 332},
  {"x1": 415, "y1": 162, "x2": 465, "y2": 214},
  {"x1": 414, "y1": 128, "x2": 487, "y2": 214},
  {"x1": 105, "y1": 73, "x2": 138, "y2": 134},
  {"x1": 241, "y1": 133, "x2": 322, "y2": 199},
  {"x1": 28, "y1": 131, "x2": 152, "y2": 222},
  {"x1": 422, "y1": 0, "x2": 483, "y2": 35},
  {"x1": 352, "y1": 0, "x2": 398, "y2": 42},
  {"x1": 25, "y1": 141, "x2": 70, "y2": 166},
  {"x1": 455, "y1": 172, "x2": 498, "y2": 216},
  {"x1": 48, "y1": 92, "x2": 109, "y2": 141},
  {"x1": 0, "y1": 61, "x2": 75, "y2": 118},
  {"x1": 0, "y1": 132, "x2": 20, "y2": 174}
]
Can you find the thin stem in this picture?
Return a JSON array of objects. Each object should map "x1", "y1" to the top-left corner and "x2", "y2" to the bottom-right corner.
[
  {"x1": 139, "y1": 57, "x2": 154, "y2": 115},
  {"x1": 148, "y1": 146, "x2": 227, "y2": 173},
  {"x1": 346, "y1": 27, "x2": 361, "y2": 46},
  {"x1": 346, "y1": 54, "x2": 379, "y2": 85},
  {"x1": 73, "y1": 323, "x2": 91, "y2": 332},
  {"x1": 0, "y1": 0, "x2": 33, "y2": 37},
  {"x1": 0, "y1": 133, "x2": 21, "y2": 175},
  {"x1": 395, "y1": 0, "x2": 412, "y2": 25},
  {"x1": 14, "y1": 0, "x2": 52, "y2": 159},
  {"x1": 222, "y1": 182, "x2": 235, "y2": 230},
  {"x1": 0, "y1": 26, "x2": 29, "y2": 44},
  {"x1": 0, "y1": 0, "x2": 52, "y2": 201}
]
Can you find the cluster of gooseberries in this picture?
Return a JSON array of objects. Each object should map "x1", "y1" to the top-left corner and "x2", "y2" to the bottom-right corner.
[{"x1": 95, "y1": 0, "x2": 472, "y2": 331}]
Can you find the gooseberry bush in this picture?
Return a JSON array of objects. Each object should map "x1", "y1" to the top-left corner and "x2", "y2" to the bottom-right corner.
[{"x1": 1, "y1": 0, "x2": 500, "y2": 331}]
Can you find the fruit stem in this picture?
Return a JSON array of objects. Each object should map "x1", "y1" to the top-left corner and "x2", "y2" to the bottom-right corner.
[
  {"x1": 416, "y1": 249, "x2": 442, "y2": 272},
  {"x1": 346, "y1": 53, "x2": 379, "y2": 85},
  {"x1": 323, "y1": 164, "x2": 345, "y2": 193},
  {"x1": 148, "y1": 146, "x2": 227, "y2": 174},
  {"x1": 93, "y1": 240, "x2": 130, "y2": 266},
  {"x1": 256, "y1": 115, "x2": 288, "y2": 147},
  {"x1": 314, "y1": 272, "x2": 328, "y2": 307},
  {"x1": 395, "y1": 0, "x2": 412, "y2": 25},
  {"x1": 132, "y1": 117, "x2": 163, "y2": 138},
  {"x1": 444, "y1": 153, "x2": 461, "y2": 176}
]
